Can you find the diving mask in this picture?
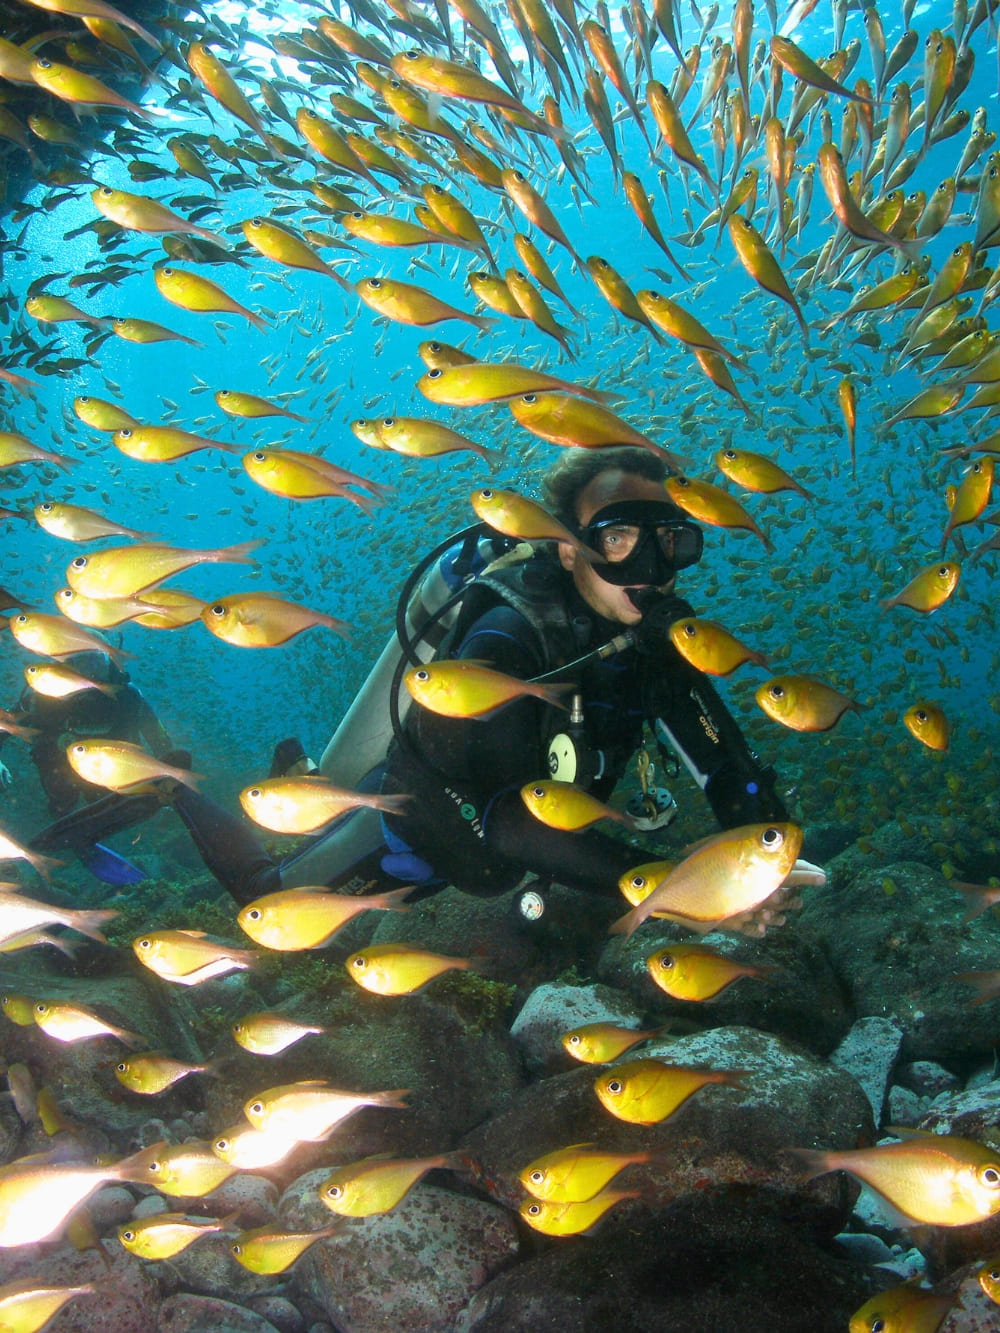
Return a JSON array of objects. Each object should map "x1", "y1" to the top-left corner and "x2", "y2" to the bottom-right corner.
[{"x1": 581, "y1": 499, "x2": 703, "y2": 589}]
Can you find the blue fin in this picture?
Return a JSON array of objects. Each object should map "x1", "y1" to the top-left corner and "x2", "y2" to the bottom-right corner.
[{"x1": 81, "y1": 843, "x2": 147, "y2": 886}]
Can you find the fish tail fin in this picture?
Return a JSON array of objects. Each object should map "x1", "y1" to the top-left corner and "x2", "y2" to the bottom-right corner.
[
  {"x1": 379, "y1": 794, "x2": 414, "y2": 817},
  {"x1": 375, "y1": 1088, "x2": 410, "y2": 1110},
  {"x1": 71, "y1": 907, "x2": 119, "y2": 944},
  {"x1": 222, "y1": 539, "x2": 266, "y2": 564},
  {"x1": 783, "y1": 1146, "x2": 831, "y2": 1180},
  {"x1": 471, "y1": 313, "x2": 500, "y2": 333},
  {"x1": 608, "y1": 905, "x2": 640, "y2": 937}
]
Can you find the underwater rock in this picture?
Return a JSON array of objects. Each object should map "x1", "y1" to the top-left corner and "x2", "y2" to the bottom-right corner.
[
  {"x1": 938, "y1": 1263, "x2": 1000, "y2": 1331},
  {"x1": 509, "y1": 979, "x2": 646, "y2": 1075},
  {"x1": 165, "y1": 1231, "x2": 275, "y2": 1300},
  {"x1": 281, "y1": 1170, "x2": 519, "y2": 1333},
  {"x1": 454, "y1": 1200, "x2": 881, "y2": 1332},
  {"x1": 599, "y1": 922, "x2": 851, "y2": 1056},
  {"x1": 797, "y1": 859, "x2": 1000, "y2": 1061},
  {"x1": 886, "y1": 1083, "x2": 927, "y2": 1125},
  {"x1": 896, "y1": 1060, "x2": 962, "y2": 1098},
  {"x1": 461, "y1": 1025, "x2": 873, "y2": 1233},
  {"x1": 829, "y1": 1015, "x2": 904, "y2": 1126},
  {"x1": 207, "y1": 1173, "x2": 281, "y2": 1225},
  {"x1": 157, "y1": 1293, "x2": 283, "y2": 1332},
  {"x1": 245, "y1": 1295, "x2": 307, "y2": 1333},
  {"x1": 0, "y1": 1239, "x2": 159, "y2": 1332}
]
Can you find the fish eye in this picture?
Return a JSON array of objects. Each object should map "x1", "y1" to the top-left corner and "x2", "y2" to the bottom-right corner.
[
  {"x1": 71, "y1": 556, "x2": 88, "y2": 569},
  {"x1": 512, "y1": 170, "x2": 526, "y2": 181},
  {"x1": 480, "y1": 488, "x2": 494, "y2": 499},
  {"x1": 350, "y1": 211, "x2": 364, "y2": 219},
  {"x1": 216, "y1": 1139, "x2": 229, "y2": 1152},
  {"x1": 249, "y1": 217, "x2": 262, "y2": 227},
  {"x1": 116, "y1": 1062, "x2": 128, "y2": 1072},
  {"x1": 762, "y1": 827, "x2": 784, "y2": 848},
  {"x1": 521, "y1": 393, "x2": 536, "y2": 403},
  {"x1": 246, "y1": 908, "x2": 261, "y2": 921},
  {"x1": 528, "y1": 1169, "x2": 544, "y2": 1183},
  {"x1": 427, "y1": 369, "x2": 442, "y2": 380},
  {"x1": 657, "y1": 953, "x2": 675, "y2": 969},
  {"x1": 232, "y1": 1023, "x2": 244, "y2": 1034},
  {"x1": 937, "y1": 565, "x2": 950, "y2": 576},
  {"x1": 247, "y1": 788, "x2": 261, "y2": 799},
  {"x1": 428, "y1": 342, "x2": 442, "y2": 351},
  {"x1": 209, "y1": 604, "x2": 226, "y2": 617},
  {"x1": 40, "y1": 502, "x2": 52, "y2": 512},
  {"x1": 99, "y1": 186, "x2": 113, "y2": 196},
  {"x1": 119, "y1": 428, "x2": 132, "y2": 439},
  {"x1": 870, "y1": 1322, "x2": 885, "y2": 1333},
  {"x1": 121, "y1": 1229, "x2": 135, "y2": 1241},
  {"x1": 723, "y1": 449, "x2": 737, "y2": 459},
  {"x1": 162, "y1": 267, "x2": 174, "y2": 276},
  {"x1": 326, "y1": 1183, "x2": 343, "y2": 1198},
  {"x1": 526, "y1": 1203, "x2": 541, "y2": 1216},
  {"x1": 768, "y1": 684, "x2": 785, "y2": 699},
  {"x1": 252, "y1": 452, "x2": 266, "y2": 462},
  {"x1": 37, "y1": 57, "x2": 51, "y2": 68},
  {"x1": 219, "y1": 389, "x2": 230, "y2": 397},
  {"x1": 567, "y1": 1034, "x2": 580, "y2": 1045},
  {"x1": 414, "y1": 669, "x2": 430, "y2": 681},
  {"x1": 231, "y1": 1242, "x2": 241, "y2": 1254},
  {"x1": 381, "y1": 418, "x2": 394, "y2": 427},
  {"x1": 249, "y1": 1101, "x2": 263, "y2": 1115},
  {"x1": 403, "y1": 49, "x2": 420, "y2": 60},
  {"x1": 34, "y1": 1002, "x2": 46, "y2": 1014},
  {"x1": 531, "y1": 786, "x2": 545, "y2": 797},
  {"x1": 14, "y1": 615, "x2": 26, "y2": 625},
  {"x1": 682, "y1": 623, "x2": 696, "y2": 637},
  {"x1": 631, "y1": 875, "x2": 647, "y2": 890},
  {"x1": 991, "y1": 1268, "x2": 1000, "y2": 1280},
  {"x1": 606, "y1": 1079, "x2": 623, "y2": 1094},
  {"x1": 389, "y1": 79, "x2": 402, "y2": 88},
  {"x1": 367, "y1": 278, "x2": 382, "y2": 289},
  {"x1": 113, "y1": 317, "x2": 126, "y2": 326},
  {"x1": 352, "y1": 956, "x2": 366, "y2": 968},
  {"x1": 981, "y1": 1165, "x2": 1000, "y2": 1187},
  {"x1": 137, "y1": 938, "x2": 151, "y2": 949},
  {"x1": 71, "y1": 743, "x2": 85, "y2": 754},
  {"x1": 915, "y1": 710, "x2": 928, "y2": 722}
]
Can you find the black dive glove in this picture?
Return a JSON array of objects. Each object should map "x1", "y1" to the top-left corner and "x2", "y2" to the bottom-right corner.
[{"x1": 704, "y1": 757, "x2": 788, "y2": 825}]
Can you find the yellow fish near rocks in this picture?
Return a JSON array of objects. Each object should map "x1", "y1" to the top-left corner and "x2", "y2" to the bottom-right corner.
[
  {"x1": 231, "y1": 1225, "x2": 340, "y2": 1274},
  {"x1": 117, "y1": 1212, "x2": 237, "y2": 1261},
  {"x1": 237, "y1": 885, "x2": 413, "y2": 951},
  {"x1": 594, "y1": 1058, "x2": 747, "y2": 1125},
  {"x1": 346, "y1": 942, "x2": 472, "y2": 995},
  {"x1": 243, "y1": 1080, "x2": 409, "y2": 1142},
  {"x1": 114, "y1": 1052, "x2": 213, "y2": 1095},
  {"x1": 646, "y1": 944, "x2": 776, "y2": 1002},
  {"x1": 520, "y1": 1185, "x2": 639, "y2": 1235},
  {"x1": 520, "y1": 1143, "x2": 657, "y2": 1202},
  {"x1": 848, "y1": 1283, "x2": 953, "y2": 1333},
  {"x1": 561, "y1": 1022, "x2": 665, "y2": 1063},
  {"x1": 231, "y1": 1011, "x2": 325, "y2": 1056},
  {"x1": 32, "y1": 1000, "x2": 142, "y2": 1047},
  {"x1": 791, "y1": 1133, "x2": 1000, "y2": 1226},
  {"x1": 319, "y1": 1153, "x2": 459, "y2": 1216},
  {"x1": 129, "y1": 1141, "x2": 238, "y2": 1198},
  {"x1": 132, "y1": 929, "x2": 256, "y2": 985},
  {"x1": 611, "y1": 823, "x2": 803, "y2": 937},
  {"x1": 0, "y1": 1279, "x2": 93, "y2": 1330}
]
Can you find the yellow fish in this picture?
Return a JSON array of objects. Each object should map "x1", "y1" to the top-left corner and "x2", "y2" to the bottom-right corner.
[
  {"x1": 25, "y1": 661, "x2": 116, "y2": 700},
  {"x1": 646, "y1": 944, "x2": 775, "y2": 1002},
  {"x1": 520, "y1": 781, "x2": 631, "y2": 832},
  {"x1": 214, "y1": 389, "x2": 308, "y2": 422},
  {"x1": 668, "y1": 617, "x2": 769, "y2": 676},
  {"x1": 132, "y1": 589, "x2": 206, "y2": 630},
  {"x1": 1, "y1": 994, "x2": 38, "y2": 1026},
  {"x1": 25, "y1": 295, "x2": 103, "y2": 327},
  {"x1": 231, "y1": 1012, "x2": 325, "y2": 1056},
  {"x1": 594, "y1": 1058, "x2": 746, "y2": 1125},
  {"x1": 755, "y1": 676, "x2": 862, "y2": 732},
  {"x1": 508, "y1": 393, "x2": 684, "y2": 470},
  {"x1": 231, "y1": 1224, "x2": 339, "y2": 1275},
  {"x1": 0, "y1": 1148, "x2": 154, "y2": 1247},
  {"x1": 72, "y1": 395, "x2": 137, "y2": 431},
  {"x1": 585, "y1": 255, "x2": 663, "y2": 341},
  {"x1": 665, "y1": 476, "x2": 772, "y2": 552},
  {"x1": 727, "y1": 214, "x2": 808, "y2": 339},
  {"x1": 53, "y1": 588, "x2": 155, "y2": 629},
  {"x1": 520, "y1": 1185, "x2": 638, "y2": 1235},
  {"x1": 416, "y1": 340, "x2": 477, "y2": 369},
  {"x1": 903, "y1": 702, "x2": 950, "y2": 752},
  {"x1": 133, "y1": 930, "x2": 255, "y2": 985},
  {"x1": 65, "y1": 539, "x2": 260, "y2": 598},
  {"x1": 29, "y1": 56, "x2": 152, "y2": 119},
  {"x1": 941, "y1": 457, "x2": 994, "y2": 551},
  {"x1": 404, "y1": 660, "x2": 571, "y2": 718},
  {"x1": 880, "y1": 561, "x2": 960, "y2": 613},
  {"x1": 355, "y1": 276, "x2": 495, "y2": 332},
  {"x1": 200, "y1": 594, "x2": 352, "y2": 648},
  {"x1": 501, "y1": 168, "x2": 580, "y2": 264},
  {"x1": 10, "y1": 610, "x2": 126, "y2": 662},
  {"x1": 114, "y1": 1052, "x2": 213, "y2": 1095},
  {"x1": 372, "y1": 416, "x2": 497, "y2": 466},
  {"x1": 346, "y1": 942, "x2": 471, "y2": 994},
  {"x1": 611, "y1": 823, "x2": 803, "y2": 937},
  {"x1": 0, "y1": 431, "x2": 75, "y2": 472},
  {"x1": 714, "y1": 448, "x2": 814, "y2": 500},
  {"x1": 978, "y1": 1256, "x2": 1000, "y2": 1304},
  {"x1": 418, "y1": 361, "x2": 607, "y2": 405},
  {"x1": 34, "y1": 500, "x2": 151, "y2": 543},
  {"x1": 0, "y1": 834, "x2": 61, "y2": 884},
  {"x1": 129, "y1": 1141, "x2": 237, "y2": 1198},
  {"x1": 848, "y1": 1283, "x2": 953, "y2": 1333},
  {"x1": 241, "y1": 217, "x2": 349, "y2": 287},
  {"x1": 212, "y1": 1123, "x2": 297, "y2": 1170},
  {"x1": 66, "y1": 739, "x2": 200, "y2": 794},
  {"x1": 520, "y1": 1143, "x2": 656, "y2": 1201},
  {"x1": 561, "y1": 1023, "x2": 664, "y2": 1064},
  {"x1": 239, "y1": 776, "x2": 410, "y2": 834},
  {"x1": 154, "y1": 266, "x2": 267, "y2": 333},
  {"x1": 244, "y1": 1080, "x2": 408, "y2": 1141},
  {"x1": 635, "y1": 292, "x2": 744, "y2": 367},
  {"x1": 112, "y1": 425, "x2": 239, "y2": 463},
  {"x1": 791, "y1": 1133, "x2": 1000, "y2": 1226},
  {"x1": 32, "y1": 1000, "x2": 142, "y2": 1047},
  {"x1": 470, "y1": 487, "x2": 599, "y2": 558},
  {"x1": 187, "y1": 41, "x2": 274, "y2": 152},
  {"x1": 117, "y1": 1212, "x2": 236, "y2": 1261},
  {"x1": 320, "y1": 1153, "x2": 458, "y2": 1216},
  {"x1": 241, "y1": 449, "x2": 384, "y2": 513},
  {"x1": 237, "y1": 885, "x2": 413, "y2": 951},
  {"x1": 91, "y1": 186, "x2": 220, "y2": 240}
]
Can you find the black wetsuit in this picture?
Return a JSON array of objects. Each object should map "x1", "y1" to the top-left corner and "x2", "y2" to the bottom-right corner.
[
  {"x1": 379, "y1": 552, "x2": 788, "y2": 898},
  {"x1": 163, "y1": 553, "x2": 787, "y2": 907}
]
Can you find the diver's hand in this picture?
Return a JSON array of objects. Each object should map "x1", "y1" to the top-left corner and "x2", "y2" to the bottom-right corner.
[{"x1": 0, "y1": 761, "x2": 11, "y2": 792}]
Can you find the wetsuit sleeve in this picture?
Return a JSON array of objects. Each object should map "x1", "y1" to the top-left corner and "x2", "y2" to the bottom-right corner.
[{"x1": 637, "y1": 595, "x2": 788, "y2": 828}]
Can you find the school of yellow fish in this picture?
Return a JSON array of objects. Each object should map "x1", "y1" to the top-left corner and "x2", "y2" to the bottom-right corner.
[{"x1": 1, "y1": 0, "x2": 1000, "y2": 1323}]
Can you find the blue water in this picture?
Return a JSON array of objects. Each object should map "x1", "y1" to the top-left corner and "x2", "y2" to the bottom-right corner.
[{"x1": 0, "y1": 0, "x2": 997, "y2": 860}]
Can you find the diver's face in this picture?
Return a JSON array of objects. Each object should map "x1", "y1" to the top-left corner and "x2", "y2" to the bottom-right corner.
[{"x1": 557, "y1": 470, "x2": 676, "y2": 626}]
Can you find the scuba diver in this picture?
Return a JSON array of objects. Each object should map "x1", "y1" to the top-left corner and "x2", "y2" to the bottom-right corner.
[
  {"x1": 3, "y1": 651, "x2": 177, "y2": 884},
  {"x1": 135, "y1": 445, "x2": 816, "y2": 915}
]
